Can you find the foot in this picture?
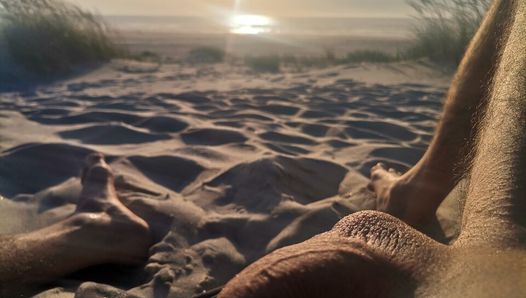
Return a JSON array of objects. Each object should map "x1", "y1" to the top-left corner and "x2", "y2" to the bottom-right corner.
[
  {"x1": 369, "y1": 163, "x2": 447, "y2": 226},
  {"x1": 70, "y1": 153, "x2": 152, "y2": 265}
]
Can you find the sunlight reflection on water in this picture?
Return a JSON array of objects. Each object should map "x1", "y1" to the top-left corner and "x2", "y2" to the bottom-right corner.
[{"x1": 229, "y1": 14, "x2": 274, "y2": 35}]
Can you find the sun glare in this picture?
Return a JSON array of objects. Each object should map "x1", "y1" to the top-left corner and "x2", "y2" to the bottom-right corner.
[{"x1": 230, "y1": 14, "x2": 273, "y2": 35}]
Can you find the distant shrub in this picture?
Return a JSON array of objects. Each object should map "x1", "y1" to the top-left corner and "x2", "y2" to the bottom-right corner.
[
  {"x1": 324, "y1": 48, "x2": 337, "y2": 63},
  {"x1": 344, "y1": 50, "x2": 395, "y2": 63},
  {"x1": 287, "y1": 56, "x2": 332, "y2": 69},
  {"x1": 0, "y1": 0, "x2": 122, "y2": 76},
  {"x1": 130, "y1": 50, "x2": 162, "y2": 63},
  {"x1": 187, "y1": 46, "x2": 225, "y2": 64},
  {"x1": 246, "y1": 55, "x2": 281, "y2": 73},
  {"x1": 243, "y1": 50, "x2": 396, "y2": 73},
  {"x1": 405, "y1": 0, "x2": 490, "y2": 66}
]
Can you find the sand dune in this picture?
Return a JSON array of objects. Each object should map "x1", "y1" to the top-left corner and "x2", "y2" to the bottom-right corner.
[{"x1": 0, "y1": 61, "x2": 455, "y2": 297}]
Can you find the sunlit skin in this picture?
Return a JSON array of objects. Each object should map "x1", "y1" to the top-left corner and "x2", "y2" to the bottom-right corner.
[
  {"x1": 220, "y1": 0, "x2": 526, "y2": 297},
  {"x1": 0, "y1": 154, "x2": 152, "y2": 296}
]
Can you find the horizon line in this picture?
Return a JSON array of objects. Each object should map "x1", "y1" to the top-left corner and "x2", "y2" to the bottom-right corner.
[{"x1": 102, "y1": 14, "x2": 413, "y2": 19}]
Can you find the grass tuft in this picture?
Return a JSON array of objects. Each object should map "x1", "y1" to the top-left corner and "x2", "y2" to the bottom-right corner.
[
  {"x1": 243, "y1": 49, "x2": 397, "y2": 73},
  {"x1": 0, "y1": 0, "x2": 122, "y2": 77},
  {"x1": 245, "y1": 55, "x2": 281, "y2": 73},
  {"x1": 344, "y1": 50, "x2": 396, "y2": 63},
  {"x1": 404, "y1": 0, "x2": 490, "y2": 66},
  {"x1": 187, "y1": 46, "x2": 225, "y2": 64}
]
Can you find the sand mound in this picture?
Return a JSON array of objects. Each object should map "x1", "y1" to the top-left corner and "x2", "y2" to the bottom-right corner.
[
  {"x1": 136, "y1": 116, "x2": 189, "y2": 133},
  {"x1": 128, "y1": 155, "x2": 205, "y2": 192},
  {"x1": 29, "y1": 110, "x2": 145, "y2": 125},
  {"x1": 59, "y1": 124, "x2": 171, "y2": 145},
  {"x1": 181, "y1": 128, "x2": 248, "y2": 146},
  {"x1": 201, "y1": 156, "x2": 348, "y2": 211},
  {"x1": 0, "y1": 143, "x2": 93, "y2": 196}
]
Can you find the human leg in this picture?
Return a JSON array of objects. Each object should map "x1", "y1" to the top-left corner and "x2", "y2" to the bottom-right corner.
[
  {"x1": 370, "y1": 0, "x2": 515, "y2": 226},
  {"x1": 219, "y1": 211, "x2": 446, "y2": 298},
  {"x1": 0, "y1": 154, "x2": 152, "y2": 295},
  {"x1": 220, "y1": 2, "x2": 526, "y2": 297},
  {"x1": 456, "y1": 0, "x2": 526, "y2": 248}
]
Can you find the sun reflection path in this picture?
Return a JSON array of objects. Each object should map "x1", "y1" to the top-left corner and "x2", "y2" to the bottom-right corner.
[
  {"x1": 229, "y1": 14, "x2": 274, "y2": 35},
  {"x1": 225, "y1": 0, "x2": 276, "y2": 58}
]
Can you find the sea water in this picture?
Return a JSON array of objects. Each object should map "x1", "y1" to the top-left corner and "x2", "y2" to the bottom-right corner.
[{"x1": 106, "y1": 15, "x2": 412, "y2": 38}]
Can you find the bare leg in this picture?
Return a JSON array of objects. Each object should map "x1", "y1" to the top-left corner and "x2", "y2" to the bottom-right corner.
[
  {"x1": 370, "y1": 0, "x2": 514, "y2": 226},
  {"x1": 0, "y1": 153, "x2": 152, "y2": 296},
  {"x1": 220, "y1": 2, "x2": 526, "y2": 297},
  {"x1": 457, "y1": 0, "x2": 526, "y2": 248},
  {"x1": 219, "y1": 211, "x2": 446, "y2": 298}
]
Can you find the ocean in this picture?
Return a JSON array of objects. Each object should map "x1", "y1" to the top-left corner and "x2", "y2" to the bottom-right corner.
[{"x1": 105, "y1": 16, "x2": 413, "y2": 38}]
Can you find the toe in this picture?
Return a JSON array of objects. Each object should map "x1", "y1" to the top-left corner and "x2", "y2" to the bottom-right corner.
[
  {"x1": 85, "y1": 153, "x2": 105, "y2": 167},
  {"x1": 388, "y1": 168, "x2": 403, "y2": 176},
  {"x1": 82, "y1": 153, "x2": 105, "y2": 183},
  {"x1": 86, "y1": 165, "x2": 113, "y2": 183},
  {"x1": 82, "y1": 154, "x2": 114, "y2": 185},
  {"x1": 371, "y1": 162, "x2": 386, "y2": 172},
  {"x1": 370, "y1": 163, "x2": 388, "y2": 180}
]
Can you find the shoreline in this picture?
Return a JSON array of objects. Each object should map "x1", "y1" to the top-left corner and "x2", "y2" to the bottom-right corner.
[{"x1": 117, "y1": 31, "x2": 413, "y2": 59}]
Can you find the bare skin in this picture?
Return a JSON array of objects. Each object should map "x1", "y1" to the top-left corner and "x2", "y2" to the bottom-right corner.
[
  {"x1": 220, "y1": 0, "x2": 526, "y2": 297},
  {"x1": 0, "y1": 153, "x2": 152, "y2": 296},
  {"x1": 369, "y1": 0, "x2": 513, "y2": 227}
]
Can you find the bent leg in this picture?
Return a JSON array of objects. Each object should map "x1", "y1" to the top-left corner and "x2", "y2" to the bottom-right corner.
[
  {"x1": 220, "y1": 211, "x2": 446, "y2": 298},
  {"x1": 0, "y1": 154, "x2": 152, "y2": 296},
  {"x1": 370, "y1": 0, "x2": 515, "y2": 226},
  {"x1": 457, "y1": 0, "x2": 526, "y2": 248}
]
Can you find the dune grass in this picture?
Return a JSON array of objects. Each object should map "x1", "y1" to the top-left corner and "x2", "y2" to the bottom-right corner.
[
  {"x1": 244, "y1": 50, "x2": 396, "y2": 73},
  {"x1": 405, "y1": 0, "x2": 490, "y2": 66},
  {"x1": 187, "y1": 46, "x2": 225, "y2": 64},
  {"x1": 245, "y1": 55, "x2": 281, "y2": 73},
  {"x1": 0, "y1": 0, "x2": 122, "y2": 77},
  {"x1": 344, "y1": 50, "x2": 396, "y2": 63}
]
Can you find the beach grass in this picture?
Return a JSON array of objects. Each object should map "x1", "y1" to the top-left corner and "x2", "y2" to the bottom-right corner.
[
  {"x1": 244, "y1": 50, "x2": 397, "y2": 73},
  {"x1": 187, "y1": 46, "x2": 225, "y2": 64},
  {"x1": 343, "y1": 50, "x2": 396, "y2": 63},
  {"x1": 245, "y1": 55, "x2": 281, "y2": 73},
  {"x1": 0, "y1": 0, "x2": 122, "y2": 77},
  {"x1": 404, "y1": 0, "x2": 490, "y2": 66}
]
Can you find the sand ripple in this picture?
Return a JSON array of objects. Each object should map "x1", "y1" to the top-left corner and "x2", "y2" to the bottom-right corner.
[{"x1": 0, "y1": 63, "x2": 448, "y2": 297}]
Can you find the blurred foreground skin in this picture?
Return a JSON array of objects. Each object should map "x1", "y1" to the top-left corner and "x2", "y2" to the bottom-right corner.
[
  {"x1": 0, "y1": 153, "x2": 152, "y2": 296},
  {"x1": 220, "y1": 0, "x2": 526, "y2": 297}
]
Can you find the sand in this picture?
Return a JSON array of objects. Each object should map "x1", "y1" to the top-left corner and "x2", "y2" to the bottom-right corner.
[{"x1": 0, "y1": 43, "x2": 459, "y2": 297}]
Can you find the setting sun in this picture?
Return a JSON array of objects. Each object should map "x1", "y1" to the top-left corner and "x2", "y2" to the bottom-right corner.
[{"x1": 229, "y1": 14, "x2": 274, "y2": 35}]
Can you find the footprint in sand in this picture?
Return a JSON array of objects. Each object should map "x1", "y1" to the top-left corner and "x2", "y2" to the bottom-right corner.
[
  {"x1": 135, "y1": 116, "x2": 189, "y2": 133},
  {"x1": 128, "y1": 155, "x2": 204, "y2": 192},
  {"x1": 181, "y1": 128, "x2": 248, "y2": 146},
  {"x1": 59, "y1": 123, "x2": 171, "y2": 145},
  {"x1": 30, "y1": 111, "x2": 144, "y2": 126},
  {"x1": 345, "y1": 120, "x2": 418, "y2": 142},
  {"x1": 259, "y1": 104, "x2": 300, "y2": 116},
  {"x1": 259, "y1": 131, "x2": 317, "y2": 146},
  {"x1": 0, "y1": 143, "x2": 93, "y2": 196}
]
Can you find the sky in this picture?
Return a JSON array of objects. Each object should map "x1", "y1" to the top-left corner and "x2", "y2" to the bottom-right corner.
[{"x1": 74, "y1": 0, "x2": 413, "y2": 17}]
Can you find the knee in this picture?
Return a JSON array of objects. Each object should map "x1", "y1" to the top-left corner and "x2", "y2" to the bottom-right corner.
[
  {"x1": 219, "y1": 226, "x2": 400, "y2": 298},
  {"x1": 219, "y1": 211, "x2": 439, "y2": 298},
  {"x1": 331, "y1": 211, "x2": 416, "y2": 255}
]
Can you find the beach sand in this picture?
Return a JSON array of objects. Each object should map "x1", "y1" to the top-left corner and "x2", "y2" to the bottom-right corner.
[{"x1": 0, "y1": 34, "x2": 459, "y2": 297}]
